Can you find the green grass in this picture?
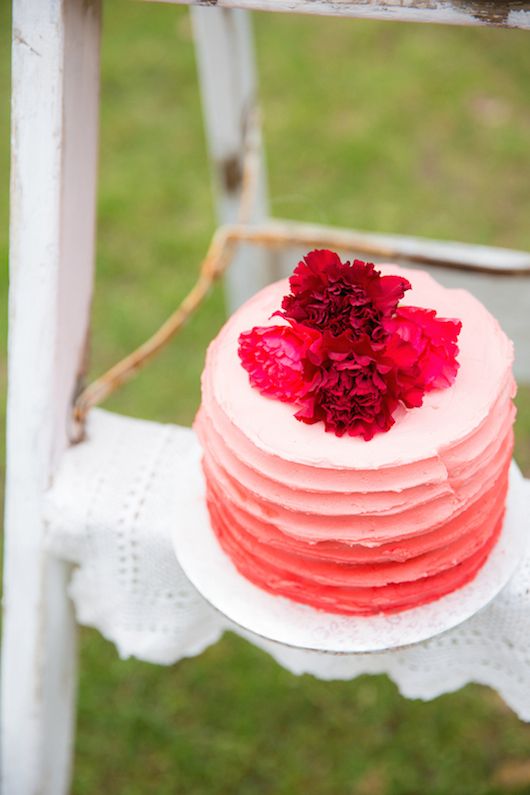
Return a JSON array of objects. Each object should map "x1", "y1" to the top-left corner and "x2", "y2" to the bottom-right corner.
[{"x1": 2, "y1": 2, "x2": 530, "y2": 793}]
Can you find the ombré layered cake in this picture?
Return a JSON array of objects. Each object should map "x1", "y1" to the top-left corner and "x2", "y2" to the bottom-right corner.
[{"x1": 194, "y1": 253, "x2": 515, "y2": 615}]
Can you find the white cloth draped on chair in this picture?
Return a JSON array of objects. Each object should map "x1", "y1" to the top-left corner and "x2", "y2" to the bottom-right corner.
[{"x1": 45, "y1": 409, "x2": 530, "y2": 720}]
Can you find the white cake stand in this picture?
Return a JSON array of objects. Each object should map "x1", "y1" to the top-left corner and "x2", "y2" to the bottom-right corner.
[{"x1": 173, "y1": 461, "x2": 528, "y2": 653}]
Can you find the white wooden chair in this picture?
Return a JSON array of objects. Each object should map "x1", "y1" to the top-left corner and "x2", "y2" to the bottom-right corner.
[{"x1": 3, "y1": 2, "x2": 530, "y2": 794}]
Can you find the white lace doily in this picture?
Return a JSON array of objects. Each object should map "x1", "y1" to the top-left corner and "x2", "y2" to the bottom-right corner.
[{"x1": 45, "y1": 409, "x2": 530, "y2": 719}]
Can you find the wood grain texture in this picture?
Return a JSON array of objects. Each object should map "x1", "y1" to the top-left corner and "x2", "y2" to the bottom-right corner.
[
  {"x1": 1, "y1": 1, "x2": 101, "y2": 793},
  {"x1": 147, "y1": 0, "x2": 530, "y2": 29}
]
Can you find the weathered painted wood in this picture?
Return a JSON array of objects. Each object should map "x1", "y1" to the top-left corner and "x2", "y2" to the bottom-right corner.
[
  {"x1": 230, "y1": 219, "x2": 530, "y2": 274},
  {"x1": 191, "y1": 7, "x2": 277, "y2": 311},
  {"x1": 150, "y1": 1, "x2": 530, "y2": 30},
  {"x1": 1, "y1": 1, "x2": 101, "y2": 793}
]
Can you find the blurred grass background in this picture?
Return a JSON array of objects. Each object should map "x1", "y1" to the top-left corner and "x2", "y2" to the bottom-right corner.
[{"x1": 2, "y1": 2, "x2": 530, "y2": 793}]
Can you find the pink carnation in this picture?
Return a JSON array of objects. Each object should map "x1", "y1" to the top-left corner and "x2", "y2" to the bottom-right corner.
[
  {"x1": 238, "y1": 322, "x2": 320, "y2": 403},
  {"x1": 383, "y1": 306, "x2": 462, "y2": 408}
]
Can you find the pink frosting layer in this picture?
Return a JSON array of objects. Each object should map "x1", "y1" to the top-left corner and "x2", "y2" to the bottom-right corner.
[{"x1": 195, "y1": 265, "x2": 515, "y2": 616}]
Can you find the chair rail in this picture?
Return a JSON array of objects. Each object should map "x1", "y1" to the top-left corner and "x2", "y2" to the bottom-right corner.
[{"x1": 145, "y1": 0, "x2": 530, "y2": 30}]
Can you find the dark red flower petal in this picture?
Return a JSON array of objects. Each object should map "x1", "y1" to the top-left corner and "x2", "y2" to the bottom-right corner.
[
  {"x1": 294, "y1": 331, "x2": 401, "y2": 440},
  {"x1": 280, "y1": 250, "x2": 410, "y2": 339}
]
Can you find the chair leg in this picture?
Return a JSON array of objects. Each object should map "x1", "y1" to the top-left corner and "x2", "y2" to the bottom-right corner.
[
  {"x1": 1, "y1": 1, "x2": 101, "y2": 792},
  {"x1": 191, "y1": 6, "x2": 278, "y2": 312}
]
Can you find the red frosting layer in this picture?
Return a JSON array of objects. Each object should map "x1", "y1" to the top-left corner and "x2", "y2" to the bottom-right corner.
[{"x1": 207, "y1": 496, "x2": 504, "y2": 615}]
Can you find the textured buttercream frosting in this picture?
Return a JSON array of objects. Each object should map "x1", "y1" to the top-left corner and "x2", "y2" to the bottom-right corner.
[{"x1": 195, "y1": 265, "x2": 515, "y2": 615}]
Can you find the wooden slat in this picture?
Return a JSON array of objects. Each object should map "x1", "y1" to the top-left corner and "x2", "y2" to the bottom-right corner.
[
  {"x1": 230, "y1": 219, "x2": 530, "y2": 275},
  {"x1": 191, "y1": 7, "x2": 277, "y2": 311},
  {"x1": 147, "y1": 0, "x2": 530, "y2": 30},
  {"x1": 1, "y1": 1, "x2": 101, "y2": 793}
]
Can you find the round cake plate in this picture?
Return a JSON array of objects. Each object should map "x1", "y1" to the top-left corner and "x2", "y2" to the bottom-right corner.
[{"x1": 173, "y1": 461, "x2": 528, "y2": 654}]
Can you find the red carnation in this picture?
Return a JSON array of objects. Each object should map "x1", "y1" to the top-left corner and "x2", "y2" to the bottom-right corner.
[
  {"x1": 383, "y1": 306, "x2": 462, "y2": 408},
  {"x1": 279, "y1": 249, "x2": 411, "y2": 339},
  {"x1": 295, "y1": 332, "x2": 400, "y2": 441},
  {"x1": 238, "y1": 322, "x2": 320, "y2": 402}
]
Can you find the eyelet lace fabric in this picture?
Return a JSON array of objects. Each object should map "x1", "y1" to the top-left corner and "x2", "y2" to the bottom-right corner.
[{"x1": 45, "y1": 409, "x2": 530, "y2": 719}]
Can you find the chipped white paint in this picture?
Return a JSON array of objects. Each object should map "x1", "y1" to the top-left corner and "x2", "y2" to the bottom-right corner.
[
  {"x1": 150, "y1": 0, "x2": 530, "y2": 30},
  {"x1": 1, "y1": 0, "x2": 101, "y2": 793},
  {"x1": 191, "y1": 7, "x2": 277, "y2": 310}
]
